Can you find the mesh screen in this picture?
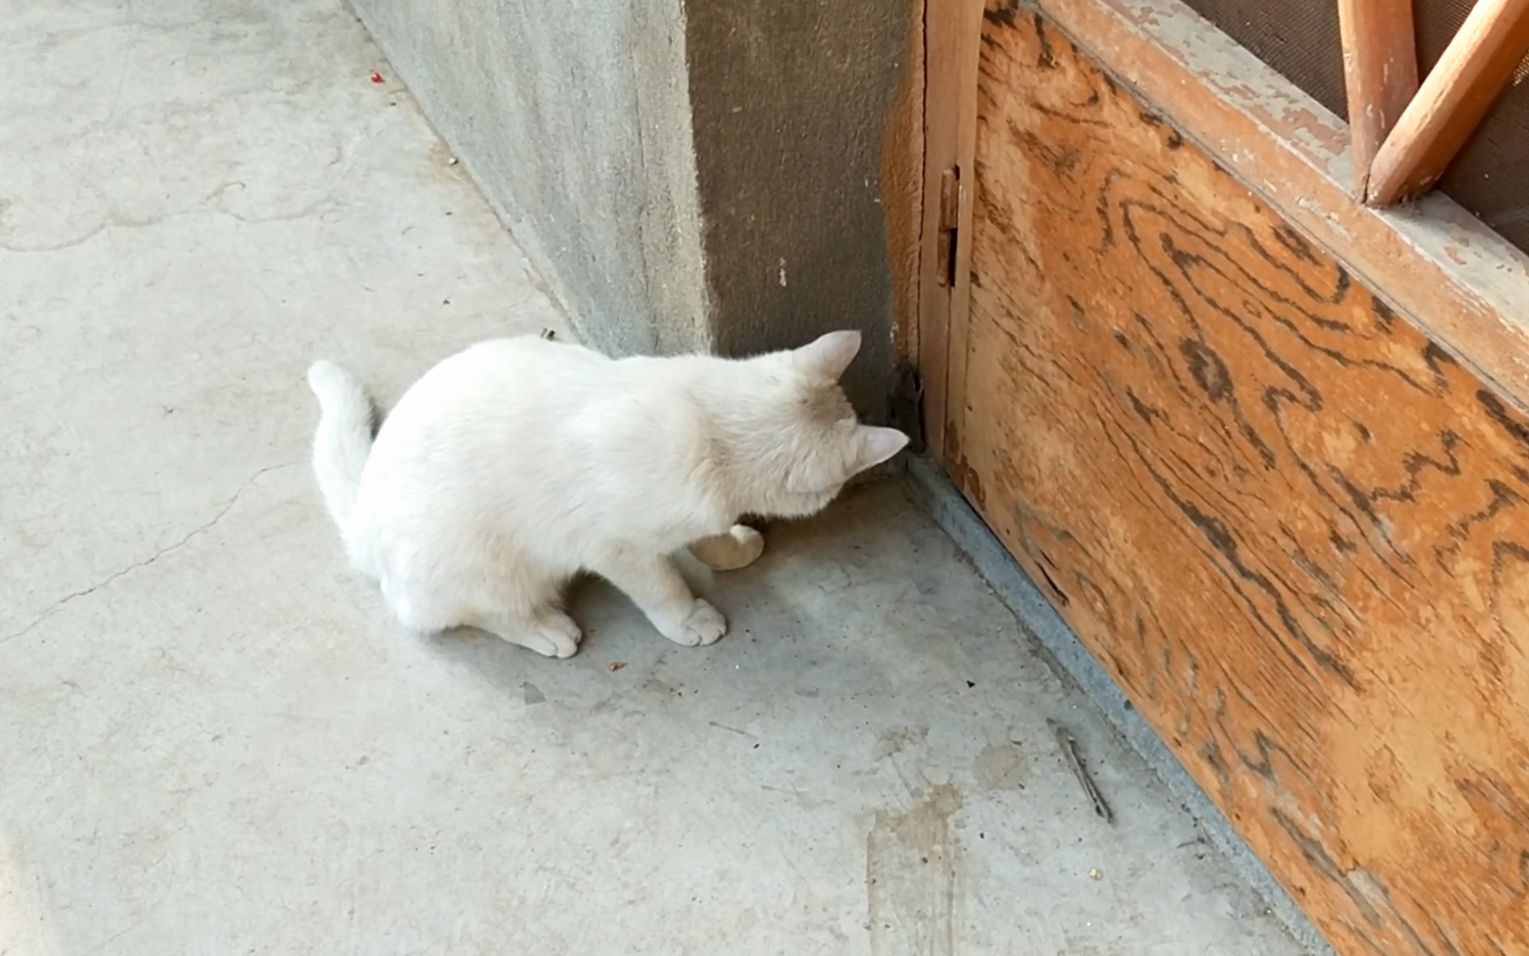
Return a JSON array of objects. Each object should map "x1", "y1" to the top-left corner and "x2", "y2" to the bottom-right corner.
[
  {"x1": 1177, "y1": 0, "x2": 1347, "y2": 114},
  {"x1": 1179, "y1": 0, "x2": 1529, "y2": 254},
  {"x1": 1417, "y1": 2, "x2": 1529, "y2": 252}
]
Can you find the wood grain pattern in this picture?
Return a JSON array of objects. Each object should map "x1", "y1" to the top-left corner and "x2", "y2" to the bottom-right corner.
[
  {"x1": 961, "y1": 11, "x2": 1529, "y2": 954},
  {"x1": 1032, "y1": 0, "x2": 1529, "y2": 420},
  {"x1": 1337, "y1": 0, "x2": 1418, "y2": 194}
]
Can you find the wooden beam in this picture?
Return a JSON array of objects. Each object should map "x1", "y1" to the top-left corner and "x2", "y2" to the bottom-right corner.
[
  {"x1": 1336, "y1": 0, "x2": 1418, "y2": 195},
  {"x1": 1367, "y1": 0, "x2": 1529, "y2": 205}
]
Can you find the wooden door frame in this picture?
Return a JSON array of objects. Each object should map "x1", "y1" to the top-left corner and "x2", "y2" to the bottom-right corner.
[
  {"x1": 914, "y1": 0, "x2": 983, "y2": 464},
  {"x1": 916, "y1": 0, "x2": 1529, "y2": 481}
]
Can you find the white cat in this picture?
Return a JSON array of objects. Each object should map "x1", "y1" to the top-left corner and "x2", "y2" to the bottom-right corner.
[{"x1": 306, "y1": 331, "x2": 907, "y2": 658}]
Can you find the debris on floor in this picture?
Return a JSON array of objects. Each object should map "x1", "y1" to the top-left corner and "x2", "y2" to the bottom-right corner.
[{"x1": 1053, "y1": 719, "x2": 1115, "y2": 824}]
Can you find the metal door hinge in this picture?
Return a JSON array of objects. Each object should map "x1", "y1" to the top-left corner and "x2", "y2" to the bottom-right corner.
[{"x1": 935, "y1": 166, "x2": 961, "y2": 288}]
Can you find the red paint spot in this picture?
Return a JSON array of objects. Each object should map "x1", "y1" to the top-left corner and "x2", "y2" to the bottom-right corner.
[{"x1": 369, "y1": 71, "x2": 384, "y2": 84}]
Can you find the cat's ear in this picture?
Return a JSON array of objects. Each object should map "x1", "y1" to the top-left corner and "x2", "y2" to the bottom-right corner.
[
  {"x1": 852, "y1": 426, "x2": 910, "y2": 474},
  {"x1": 794, "y1": 330, "x2": 862, "y2": 382}
]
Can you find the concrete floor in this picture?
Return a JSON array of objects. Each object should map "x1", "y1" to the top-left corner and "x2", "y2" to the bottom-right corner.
[{"x1": 0, "y1": 2, "x2": 1310, "y2": 954}]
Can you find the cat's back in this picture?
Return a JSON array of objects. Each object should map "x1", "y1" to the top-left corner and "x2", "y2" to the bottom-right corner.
[
  {"x1": 388, "y1": 336, "x2": 606, "y2": 423},
  {"x1": 434, "y1": 335, "x2": 607, "y2": 392},
  {"x1": 357, "y1": 337, "x2": 723, "y2": 556},
  {"x1": 372, "y1": 336, "x2": 710, "y2": 475}
]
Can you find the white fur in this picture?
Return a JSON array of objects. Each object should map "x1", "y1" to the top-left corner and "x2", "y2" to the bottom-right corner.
[{"x1": 306, "y1": 331, "x2": 907, "y2": 658}]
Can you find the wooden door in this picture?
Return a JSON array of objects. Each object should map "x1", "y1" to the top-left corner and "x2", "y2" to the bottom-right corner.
[{"x1": 917, "y1": 2, "x2": 1529, "y2": 953}]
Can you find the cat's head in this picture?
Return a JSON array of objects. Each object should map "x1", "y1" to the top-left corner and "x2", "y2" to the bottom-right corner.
[{"x1": 730, "y1": 330, "x2": 909, "y2": 519}]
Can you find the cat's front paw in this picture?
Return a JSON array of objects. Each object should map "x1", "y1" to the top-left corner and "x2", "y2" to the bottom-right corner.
[{"x1": 662, "y1": 598, "x2": 727, "y2": 647}]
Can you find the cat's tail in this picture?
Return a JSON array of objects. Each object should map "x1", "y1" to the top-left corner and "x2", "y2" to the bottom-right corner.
[{"x1": 306, "y1": 360, "x2": 375, "y2": 540}]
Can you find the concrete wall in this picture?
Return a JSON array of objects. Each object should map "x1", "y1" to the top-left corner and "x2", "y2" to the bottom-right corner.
[
  {"x1": 685, "y1": 0, "x2": 913, "y2": 415},
  {"x1": 348, "y1": 0, "x2": 913, "y2": 415},
  {"x1": 347, "y1": 0, "x2": 712, "y2": 357}
]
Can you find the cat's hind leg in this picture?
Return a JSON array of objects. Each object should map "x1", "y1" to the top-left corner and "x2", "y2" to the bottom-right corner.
[
  {"x1": 689, "y1": 524, "x2": 765, "y2": 572},
  {"x1": 383, "y1": 560, "x2": 581, "y2": 658},
  {"x1": 464, "y1": 566, "x2": 582, "y2": 658},
  {"x1": 465, "y1": 606, "x2": 582, "y2": 659}
]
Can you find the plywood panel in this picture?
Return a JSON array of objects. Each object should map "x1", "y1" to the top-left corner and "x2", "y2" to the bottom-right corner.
[
  {"x1": 960, "y1": 10, "x2": 1529, "y2": 954},
  {"x1": 1032, "y1": 0, "x2": 1529, "y2": 424}
]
